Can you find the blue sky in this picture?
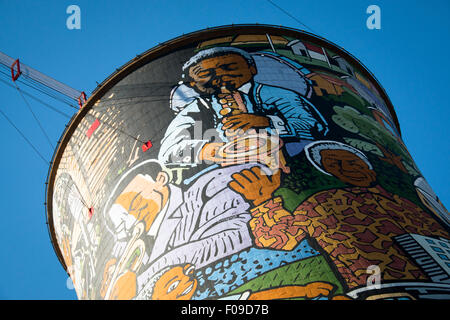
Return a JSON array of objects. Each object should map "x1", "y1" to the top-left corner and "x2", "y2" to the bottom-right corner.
[{"x1": 0, "y1": 0, "x2": 448, "y2": 300}]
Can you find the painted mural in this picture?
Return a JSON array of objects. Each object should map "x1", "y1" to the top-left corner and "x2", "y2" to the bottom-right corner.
[{"x1": 51, "y1": 31, "x2": 450, "y2": 300}]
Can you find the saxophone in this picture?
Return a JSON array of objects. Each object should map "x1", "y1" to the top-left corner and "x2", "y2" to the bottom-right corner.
[
  {"x1": 215, "y1": 89, "x2": 289, "y2": 173},
  {"x1": 216, "y1": 90, "x2": 249, "y2": 138}
]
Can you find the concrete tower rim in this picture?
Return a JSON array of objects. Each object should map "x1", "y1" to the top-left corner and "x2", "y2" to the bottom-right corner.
[{"x1": 45, "y1": 23, "x2": 402, "y2": 273}]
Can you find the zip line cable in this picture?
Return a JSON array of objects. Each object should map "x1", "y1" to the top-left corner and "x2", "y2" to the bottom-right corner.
[
  {"x1": 0, "y1": 107, "x2": 50, "y2": 165},
  {"x1": 0, "y1": 53, "x2": 149, "y2": 161},
  {"x1": 1, "y1": 74, "x2": 146, "y2": 151},
  {"x1": 0, "y1": 51, "x2": 82, "y2": 100},
  {"x1": 0, "y1": 77, "x2": 73, "y2": 118},
  {"x1": 22, "y1": 74, "x2": 78, "y2": 108},
  {"x1": 2, "y1": 90, "x2": 90, "y2": 210},
  {"x1": 22, "y1": 77, "x2": 77, "y2": 108},
  {"x1": 0, "y1": 71, "x2": 76, "y2": 110},
  {"x1": 73, "y1": 183, "x2": 91, "y2": 210},
  {"x1": 83, "y1": 112, "x2": 146, "y2": 145},
  {"x1": 0, "y1": 68, "x2": 78, "y2": 110},
  {"x1": 64, "y1": 177, "x2": 90, "y2": 210},
  {"x1": 265, "y1": 0, "x2": 319, "y2": 35},
  {"x1": 14, "y1": 81, "x2": 55, "y2": 150},
  {"x1": 0, "y1": 64, "x2": 79, "y2": 108}
]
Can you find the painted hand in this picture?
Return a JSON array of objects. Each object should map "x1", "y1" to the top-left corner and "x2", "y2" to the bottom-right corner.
[
  {"x1": 304, "y1": 282, "x2": 335, "y2": 298},
  {"x1": 247, "y1": 282, "x2": 335, "y2": 300},
  {"x1": 229, "y1": 167, "x2": 281, "y2": 206},
  {"x1": 222, "y1": 114, "x2": 270, "y2": 133}
]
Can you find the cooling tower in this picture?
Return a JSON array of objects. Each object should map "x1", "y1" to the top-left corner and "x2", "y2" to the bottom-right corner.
[{"x1": 46, "y1": 24, "x2": 450, "y2": 300}]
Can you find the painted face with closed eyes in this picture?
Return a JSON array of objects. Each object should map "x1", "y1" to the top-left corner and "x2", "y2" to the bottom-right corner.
[
  {"x1": 320, "y1": 149, "x2": 377, "y2": 187},
  {"x1": 188, "y1": 54, "x2": 256, "y2": 95}
]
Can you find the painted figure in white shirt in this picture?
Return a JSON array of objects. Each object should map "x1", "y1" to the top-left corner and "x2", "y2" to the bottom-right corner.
[{"x1": 158, "y1": 47, "x2": 328, "y2": 168}]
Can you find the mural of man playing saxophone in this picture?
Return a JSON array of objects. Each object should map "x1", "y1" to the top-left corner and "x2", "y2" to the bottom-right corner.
[{"x1": 158, "y1": 47, "x2": 328, "y2": 172}]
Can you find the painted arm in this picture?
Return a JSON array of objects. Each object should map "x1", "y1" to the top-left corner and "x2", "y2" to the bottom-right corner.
[
  {"x1": 228, "y1": 166, "x2": 308, "y2": 251},
  {"x1": 158, "y1": 99, "x2": 225, "y2": 166},
  {"x1": 245, "y1": 197, "x2": 307, "y2": 251},
  {"x1": 219, "y1": 85, "x2": 327, "y2": 139},
  {"x1": 258, "y1": 85, "x2": 328, "y2": 139},
  {"x1": 157, "y1": 99, "x2": 209, "y2": 165},
  {"x1": 136, "y1": 210, "x2": 253, "y2": 297}
]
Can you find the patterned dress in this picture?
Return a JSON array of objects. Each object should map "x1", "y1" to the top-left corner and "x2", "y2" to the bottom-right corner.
[{"x1": 248, "y1": 185, "x2": 450, "y2": 289}]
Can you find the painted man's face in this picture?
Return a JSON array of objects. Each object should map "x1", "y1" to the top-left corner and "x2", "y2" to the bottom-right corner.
[
  {"x1": 114, "y1": 172, "x2": 169, "y2": 232},
  {"x1": 188, "y1": 54, "x2": 256, "y2": 94},
  {"x1": 152, "y1": 264, "x2": 197, "y2": 300},
  {"x1": 320, "y1": 149, "x2": 377, "y2": 187}
]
